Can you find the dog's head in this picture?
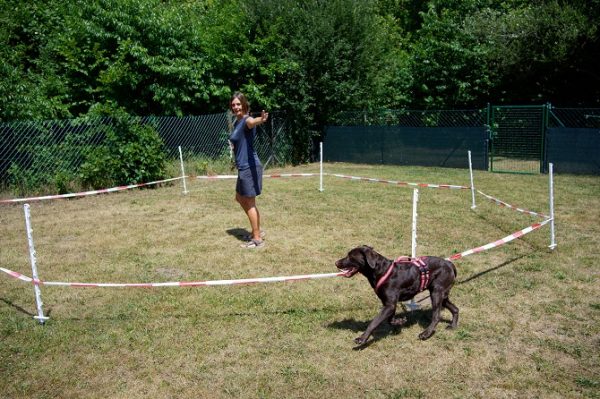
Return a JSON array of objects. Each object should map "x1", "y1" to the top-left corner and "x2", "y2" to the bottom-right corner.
[{"x1": 335, "y1": 245, "x2": 381, "y2": 278}]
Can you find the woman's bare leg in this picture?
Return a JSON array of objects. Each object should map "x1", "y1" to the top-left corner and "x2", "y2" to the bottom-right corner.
[{"x1": 236, "y1": 193, "x2": 261, "y2": 241}]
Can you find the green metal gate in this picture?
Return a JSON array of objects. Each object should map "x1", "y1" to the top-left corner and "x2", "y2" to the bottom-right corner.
[{"x1": 489, "y1": 105, "x2": 547, "y2": 174}]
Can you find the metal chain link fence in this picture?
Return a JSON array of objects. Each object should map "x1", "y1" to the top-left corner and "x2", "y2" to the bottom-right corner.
[
  {"x1": 545, "y1": 107, "x2": 600, "y2": 174},
  {"x1": 1, "y1": 106, "x2": 599, "y2": 194},
  {"x1": 549, "y1": 107, "x2": 600, "y2": 128},
  {"x1": 331, "y1": 109, "x2": 487, "y2": 127},
  {"x1": 326, "y1": 109, "x2": 489, "y2": 169},
  {"x1": 0, "y1": 111, "x2": 293, "y2": 193},
  {"x1": 328, "y1": 106, "x2": 600, "y2": 175}
]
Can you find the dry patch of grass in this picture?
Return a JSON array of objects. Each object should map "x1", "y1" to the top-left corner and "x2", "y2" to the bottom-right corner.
[{"x1": 1, "y1": 163, "x2": 599, "y2": 398}]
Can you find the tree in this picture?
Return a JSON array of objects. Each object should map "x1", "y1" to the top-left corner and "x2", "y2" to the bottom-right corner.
[
  {"x1": 0, "y1": 0, "x2": 72, "y2": 120},
  {"x1": 241, "y1": 0, "x2": 408, "y2": 160}
]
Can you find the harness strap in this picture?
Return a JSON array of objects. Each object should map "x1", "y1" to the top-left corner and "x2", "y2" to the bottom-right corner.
[{"x1": 375, "y1": 256, "x2": 430, "y2": 293}]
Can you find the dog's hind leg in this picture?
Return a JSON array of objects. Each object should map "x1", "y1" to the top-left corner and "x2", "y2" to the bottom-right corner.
[
  {"x1": 443, "y1": 297, "x2": 459, "y2": 330},
  {"x1": 419, "y1": 290, "x2": 444, "y2": 340}
]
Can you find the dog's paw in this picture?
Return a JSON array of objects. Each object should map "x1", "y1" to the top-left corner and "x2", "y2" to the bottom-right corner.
[
  {"x1": 390, "y1": 316, "x2": 407, "y2": 326},
  {"x1": 354, "y1": 336, "x2": 367, "y2": 345}
]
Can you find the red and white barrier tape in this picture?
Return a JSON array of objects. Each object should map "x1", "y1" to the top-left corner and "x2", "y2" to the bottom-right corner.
[
  {"x1": 0, "y1": 267, "x2": 344, "y2": 288},
  {"x1": 0, "y1": 172, "x2": 553, "y2": 289},
  {"x1": 1, "y1": 219, "x2": 551, "y2": 288},
  {"x1": 477, "y1": 190, "x2": 548, "y2": 218},
  {"x1": 198, "y1": 173, "x2": 469, "y2": 190},
  {"x1": 0, "y1": 176, "x2": 185, "y2": 204},
  {"x1": 197, "y1": 173, "x2": 318, "y2": 180},
  {"x1": 1, "y1": 172, "x2": 468, "y2": 204},
  {"x1": 328, "y1": 174, "x2": 470, "y2": 190},
  {"x1": 447, "y1": 218, "x2": 551, "y2": 261}
]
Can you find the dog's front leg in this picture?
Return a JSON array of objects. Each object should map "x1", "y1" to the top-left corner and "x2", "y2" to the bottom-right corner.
[{"x1": 355, "y1": 304, "x2": 396, "y2": 345}]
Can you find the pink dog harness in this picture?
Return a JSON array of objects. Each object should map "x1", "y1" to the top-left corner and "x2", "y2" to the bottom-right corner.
[{"x1": 375, "y1": 256, "x2": 430, "y2": 293}]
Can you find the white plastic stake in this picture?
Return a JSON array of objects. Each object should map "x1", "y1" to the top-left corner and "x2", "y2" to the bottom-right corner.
[
  {"x1": 319, "y1": 142, "x2": 324, "y2": 192},
  {"x1": 468, "y1": 150, "x2": 476, "y2": 209},
  {"x1": 548, "y1": 163, "x2": 557, "y2": 249},
  {"x1": 24, "y1": 204, "x2": 49, "y2": 324},
  {"x1": 411, "y1": 188, "x2": 419, "y2": 258},
  {"x1": 407, "y1": 189, "x2": 420, "y2": 311},
  {"x1": 178, "y1": 146, "x2": 188, "y2": 195}
]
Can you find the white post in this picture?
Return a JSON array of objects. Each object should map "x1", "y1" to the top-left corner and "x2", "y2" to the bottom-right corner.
[
  {"x1": 24, "y1": 204, "x2": 49, "y2": 324},
  {"x1": 178, "y1": 146, "x2": 188, "y2": 195},
  {"x1": 411, "y1": 188, "x2": 419, "y2": 258},
  {"x1": 548, "y1": 163, "x2": 557, "y2": 250},
  {"x1": 468, "y1": 150, "x2": 476, "y2": 209},
  {"x1": 408, "y1": 189, "x2": 420, "y2": 310},
  {"x1": 319, "y1": 142, "x2": 324, "y2": 192}
]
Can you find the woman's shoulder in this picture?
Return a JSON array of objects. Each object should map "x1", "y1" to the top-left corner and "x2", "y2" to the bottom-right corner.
[{"x1": 244, "y1": 115, "x2": 256, "y2": 130}]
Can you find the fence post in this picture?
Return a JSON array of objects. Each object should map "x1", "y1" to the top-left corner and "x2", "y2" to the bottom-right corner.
[
  {"x1": 468, "y1": 150, "x2": 476, "y2": 209},
  {"x1": 487, "y1": 103, "x2": 495, "y2": 172},
  {"x1": 407, "y1": 189, "x2": 420, "y2": 311},
  {"x1": 541, "y1": 103, "x2": 551, "y2": 173},
  {"x1": 178, "y1": 146, "x2": 188, "y2": 195},
  {"x1": 548, "y1": 163, "x2": 557, "y2": 250},
  {"x1": 24, "y1": 204, "x2": 49, "y2": 324},
  {"x1": 319, "y1": 142, "x2": 324, "y2": 192}
]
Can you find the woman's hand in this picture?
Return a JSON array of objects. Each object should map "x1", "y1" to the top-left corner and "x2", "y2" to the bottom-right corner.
[
  {"x1": 260, "y1": 110, "x2": 269, "y2": 123},
  {"x1": 246, "y1": 110, "x2": 269, "y2": 128}
]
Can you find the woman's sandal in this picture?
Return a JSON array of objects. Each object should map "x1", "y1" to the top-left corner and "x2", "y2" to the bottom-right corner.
[
  {"x1": 240, "y1": 239, "x2": 265, "y2": 249},
  {"x1": 242, "y1": 230, "x2": 266, "y2": 241}
]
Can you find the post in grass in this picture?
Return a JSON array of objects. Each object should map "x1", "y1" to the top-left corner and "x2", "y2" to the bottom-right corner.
[
  {"x1": 407, "y1": 188, "x2": 420, "y2": 311},
  {"x1": 319, "y1": 142, "x2": 324, "y2": 192},
  {"x1": 178, "y1": 146, "x2": 188, "y2": 195},
  {"x1": 548, "y1": 163, "x2": 556, "y2": 250},
  {"x1": 468, "y1": 150, "x2": 476, "y2": 209},
  {"x1": 24, "y1": 204, "x2": 49, "y2": 324}
]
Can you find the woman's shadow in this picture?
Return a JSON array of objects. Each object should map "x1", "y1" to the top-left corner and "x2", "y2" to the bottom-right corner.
[{"x1": 226, "y1": 228, "x2": 251, "y2": 242}]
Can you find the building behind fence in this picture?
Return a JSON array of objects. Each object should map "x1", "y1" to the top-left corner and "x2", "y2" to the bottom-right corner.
[{"x1": 1, "y1": 105, "x2": 599, "y2": 194}]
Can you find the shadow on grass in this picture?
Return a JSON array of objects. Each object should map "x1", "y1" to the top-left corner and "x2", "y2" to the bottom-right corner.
[
  {"x1": 0, "y1": 297, "x2": 52, "y2": 318},
  {"x1": 471, "y1": 210, "x2": 548, "y2": 251},
  {"x1": 328, "y1": 308, "x2": 453, "y2": 350},
  {"x1": 457, "y1": 254, "x2": 527, "y2": 285},
  {"x1": 226, "y1": 227, "x2": 251, "y2": 242}
]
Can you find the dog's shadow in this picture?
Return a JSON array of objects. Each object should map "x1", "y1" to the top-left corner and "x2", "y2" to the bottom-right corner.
[
  {"x1": 226, "y1": 228, "x2": 250, "y2": 242},
  {"x1": 328, "y1": 308, "x2": 438, "y2": 350}
]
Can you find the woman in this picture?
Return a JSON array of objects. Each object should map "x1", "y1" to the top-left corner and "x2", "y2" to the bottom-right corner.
[{"x1": 228, "y1": 92, "x2": 269, "y2": 248}]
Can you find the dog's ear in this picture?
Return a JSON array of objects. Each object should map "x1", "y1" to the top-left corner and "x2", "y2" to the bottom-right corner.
[{"x1": 360, "y1": 246, "x2": 378, "y2": 270}]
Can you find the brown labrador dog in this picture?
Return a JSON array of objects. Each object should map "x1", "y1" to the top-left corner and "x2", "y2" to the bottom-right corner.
[{"x1": 335, "y1": 245, "x2": 459, "y2": 344}]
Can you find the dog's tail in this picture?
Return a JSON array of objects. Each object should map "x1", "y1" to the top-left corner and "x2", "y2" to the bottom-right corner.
[{"x1": 448, "y1": 261, "x2": 458, "y2": 278}]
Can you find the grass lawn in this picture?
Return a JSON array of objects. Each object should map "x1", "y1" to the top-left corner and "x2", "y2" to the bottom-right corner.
[{"x1": 1, "y1": 163, "x2": 598, "y2": 398}]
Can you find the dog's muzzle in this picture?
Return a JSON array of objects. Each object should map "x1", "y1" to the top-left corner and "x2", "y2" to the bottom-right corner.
[
  {"x1": 335, "y1": 260, "x2": 359, "y2": 278},
  {"x1": 340, "y1": 268, "x2": 359, "y2": 278}
]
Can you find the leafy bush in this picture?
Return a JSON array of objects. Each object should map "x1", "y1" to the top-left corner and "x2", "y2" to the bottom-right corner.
[{"x1": 80, "y1": 107, "x2": 167, "y2": 189}]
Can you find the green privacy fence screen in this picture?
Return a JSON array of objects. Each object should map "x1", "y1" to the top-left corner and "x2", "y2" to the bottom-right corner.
[
  {"x1": 324, "y1": 106, "x2": 600, "y2": 175},
  {"x1": 324, "y1": 126, "x2": 488, "y2": 170},
  {"x1": 325, "y1": 109, "x2": 489, "y2": 170},
  {"x1": 544, "y1": 107, "x2": 600, "y2": 175}
]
